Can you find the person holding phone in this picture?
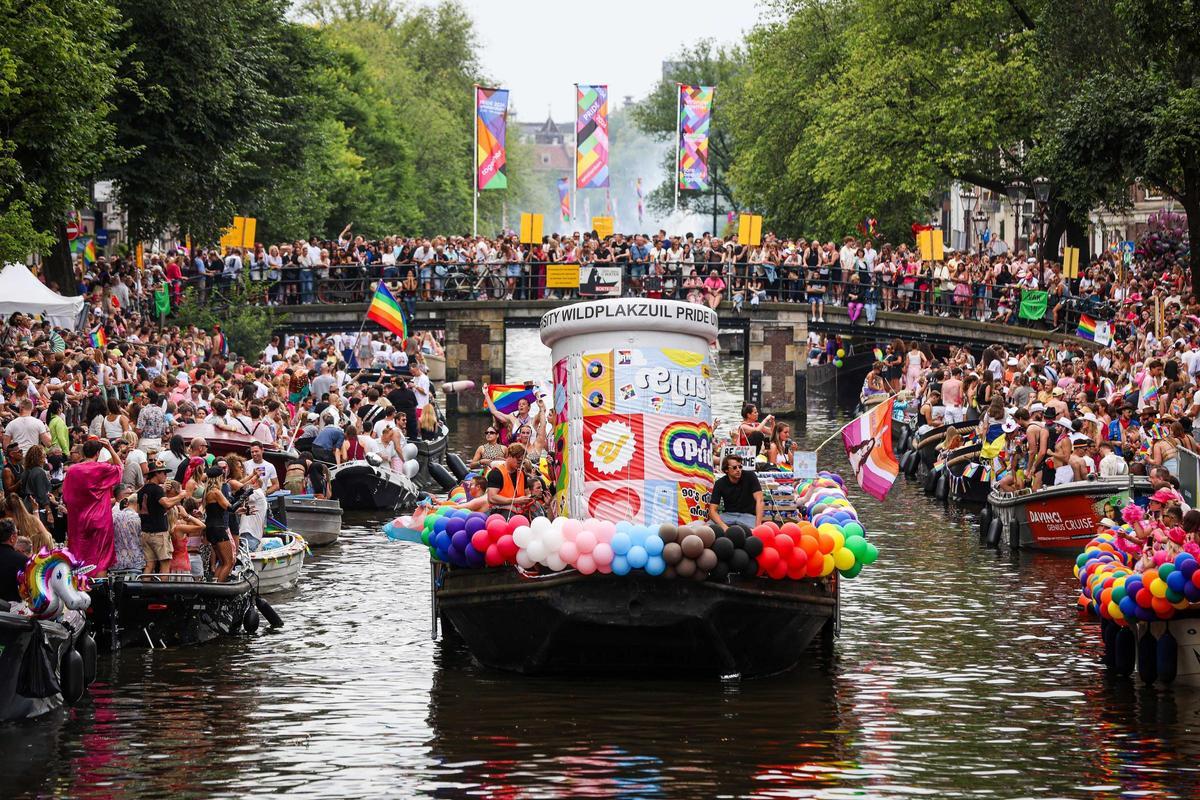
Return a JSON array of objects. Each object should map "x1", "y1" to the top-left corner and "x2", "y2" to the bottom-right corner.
[{"x1": 486, "y1": 443, "x2": 534, "y2": 519}]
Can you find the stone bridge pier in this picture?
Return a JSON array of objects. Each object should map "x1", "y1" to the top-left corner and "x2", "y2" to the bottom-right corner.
[
  {"x1": 441, "y1": 307, "x2": 505, "y2": 414},
  {"x1": 745, "y1": 309, "x2": 808, "y2": 417}
]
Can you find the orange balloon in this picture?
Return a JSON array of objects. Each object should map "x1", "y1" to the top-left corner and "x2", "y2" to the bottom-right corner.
[
  {"x1": 805, "y1": 553, "x2": 824, "y2": 577},
  {"x1": 817, "y1": 532, "x2": 836, "y2": 554},
  {"x1": 799, "y1": 535, "x2": 820, "y2": 558}
]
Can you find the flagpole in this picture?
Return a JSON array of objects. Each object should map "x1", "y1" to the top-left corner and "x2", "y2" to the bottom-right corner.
[
  {"x1": 472, "y1": 84, "x2": 479, "y2": 238},
  {"x1": 673, "y1": 83, "x2": 682, "y2": 215},
  {"x1": 813, "y1": 392, "x2": 903, "y2": 453}
]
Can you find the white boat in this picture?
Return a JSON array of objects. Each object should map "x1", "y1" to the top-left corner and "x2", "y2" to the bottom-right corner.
[
  {"x1": 249, "y1": 531, "x2": 307, "y2": 594},
  {"x1": 281, "y1": 495, "x2": 342, "y2": 546}
]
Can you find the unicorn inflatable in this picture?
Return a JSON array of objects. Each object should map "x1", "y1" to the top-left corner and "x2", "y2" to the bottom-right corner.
[{"x1": 16, "y1": 547, "x2": 92, "y2": 620}]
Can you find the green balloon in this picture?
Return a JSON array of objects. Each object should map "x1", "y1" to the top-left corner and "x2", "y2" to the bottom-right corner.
[
  {"x1": 839, "y1": 562, "x2": 864, "y2": 578},
  {"x1": 420, "y1": 530, "x2": 431, "y2": 546},
  {"x1": 842, "y1": 521, "x2": 865, "y2": 538},
  {"x1": 862, "y1": 542, "x2": 879, "y2": 565},
  {"x1": 845, "y1": 536, "x2": 869, "y2": 562}
]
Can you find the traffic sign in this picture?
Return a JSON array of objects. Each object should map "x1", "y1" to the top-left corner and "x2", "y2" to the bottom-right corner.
[
  {"x1": 65, "y1": 219, "x2": 80, "y2": 240},
  {"x1": 95, "y1": 229, "x2": 109, "y2": 247}
]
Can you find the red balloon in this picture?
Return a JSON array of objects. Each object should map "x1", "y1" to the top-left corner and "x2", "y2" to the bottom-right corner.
[
  {"x1": 774, "y1": 533, "x2": 794, "y2": 556},
  {"x1": 470, "y1": 530, "x2": 491, "y2": 552},
  {"x1": 805, "y1": 554, "x2": 824, "y2": 577},
  {"x1": 486, "y1": 517, "x2": 508, "y2": 540},
  {"x1": 786, "y1": 561, "x2": 807, "y2": 580},
  {"x1": 757, "y1": 546, "x2": 780, "y2": 573},
  {"x1": 1136, "y1": 588, "x2": 1153, "y2": 607},
  {"x1": 496, "y1": 534, "x2": 518, "y2": 561},
  {"x1": 485, "y1": 544, "x2": 504, "y2": 566},
  {"x1": 1192, "y1": 570, "x2": 1200, "y2": 589},
  {"x1": 764, "y1": 521, "x2": 781, "y2": 534},
  {"x1": 780, "y1": 522, "x2": 802, "y2": 538},
  {"x1": 768, "y1": 559, "x2": 788, "y2": 580},
  {"x1": 788, "y1": 548, "x2": 808, "y2": 568}
]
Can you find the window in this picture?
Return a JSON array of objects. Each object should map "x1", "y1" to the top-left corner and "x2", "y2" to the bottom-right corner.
[{"x1": 541, "y1": 155, "x2": 550, "y2": 165}]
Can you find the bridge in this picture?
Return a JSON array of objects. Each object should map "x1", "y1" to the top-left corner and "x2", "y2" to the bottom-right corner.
[{"x1": 278, "y1": 299, "x2": 1081, "y2": 415}]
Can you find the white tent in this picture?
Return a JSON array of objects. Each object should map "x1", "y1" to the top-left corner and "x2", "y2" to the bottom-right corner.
[{"x1": 0, "y1": 263, "x2": 85, "y2": 328}]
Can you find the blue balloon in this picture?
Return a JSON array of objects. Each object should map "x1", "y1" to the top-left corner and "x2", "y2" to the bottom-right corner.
[
  {"x1": 627, "y1": 545, "x2": 648, "y2": 569},
  {"x1": 434, "y1": 531, "x2": 452, "y2": 550},
  {"x1": 611, "y1": 531, "x2": 632, "y2": 556},
  {"x1": 644, "y1": 534, "x2": 664, "y2": 557},
  {"x1": 629, "y1": 526, "x2": 648, "y2": 546},
  {"x1": 433, "y1": 517, "x2": 449, "y2": 533},
  {"x1": 465, "y1": 517, "x2": 486, "y2": 534},
  {"x1": 645, "y1": 555, "x2": 666, "y2": 576},
  {"x1": 1167, "y1": 571, "x2": 1187, "y2": 594},
  {"x1": 451, "y1": 530, "x2": 470, "y2": 550},
  {"x1": 1185, "y1": 582, "x2": 1200, "y2": 603},
  {"x1": 1119, "y1": 596, "x2": 1138, "y2": 618},
  {"x1": 611, "y1": 554, "x2": 631, "y2": 575},
  {"x1": 615, "y1": 521, "x2": 633, "y2": 534},
  {"x1": 464, "y1": 546, "x2": 485, "y2": 567}
]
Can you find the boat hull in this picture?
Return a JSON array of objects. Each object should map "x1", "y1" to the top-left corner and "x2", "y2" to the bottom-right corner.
[
  {"x1": 436, "y1": 568, "x2": 836, "y2": 678},
  {"x1": 914, "y1": 420, "x2": 977, "y2": 471},
  {"x1": 88, "y1": 573, "x2": 255, "y2": 650},
  {"x1": 945, "y1": 444, "x2": 991, "y2": 504},
  {"x1": 250, "y1": 533, "x2": 306, "y2": 594},
  {"x1": 0, "y1": 611, "x2": 86, "y2": 721},
  {"x1": 281, "y1": 496, "x2": 342, "y2": 546},
  {"x1": 989, "y1": 477, "x2": 1152, "y2": 551},
  {"x1": 413, "y1": 429, "x2": 450, "y2": 493},
  {"x1": 329, "y1": 461, "x2": 419, "y2": 511}
]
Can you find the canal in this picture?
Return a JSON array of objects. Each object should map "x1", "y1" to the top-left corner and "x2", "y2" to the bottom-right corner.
[{"x1": 6, "y1": 329, "x2": 1200, "y2": 798}]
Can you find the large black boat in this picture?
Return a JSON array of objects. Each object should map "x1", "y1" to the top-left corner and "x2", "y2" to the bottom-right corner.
[{"x1": 0, "y1": 607, "x2": 94, "y2": 721}]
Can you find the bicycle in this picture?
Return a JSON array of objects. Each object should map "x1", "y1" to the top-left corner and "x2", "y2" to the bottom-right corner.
[
  {"x1": 443, "y1": 262, "x2": 507, "y2": 300},
  {"x1": 316, "y1": 268, "x2": 372, "y2": 304}
]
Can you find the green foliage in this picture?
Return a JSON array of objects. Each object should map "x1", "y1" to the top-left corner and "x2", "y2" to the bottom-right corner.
[
  {"x1": 631, "y1": 40, "x2": 745, "y2": 218},
  {"x1": 0, "y1": 0, "x2": 124, "y2": 263},
  {"x1": 171, "y1": 271, "x2": 280, "y2": 360}
]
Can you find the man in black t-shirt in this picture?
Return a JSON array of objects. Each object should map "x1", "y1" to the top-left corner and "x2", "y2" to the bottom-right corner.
[
  {"x1": 386, "y1": 380, "x2": 419, "y2": 440},
  {"x1": 708, "y1": 453, "x2": 763, "y2": 531},
  {"x1": 138, "y1": 460, "x2": 184, "y2": 574}
]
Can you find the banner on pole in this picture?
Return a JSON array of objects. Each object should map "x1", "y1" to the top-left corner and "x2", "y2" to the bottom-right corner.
[
  {"x1": 576, "y1": 85, "x2": 609, "y2": 189},
  {"x1": 557, "y1": 177, "x2": 570, "y2": 222},
  {"x1": 519, "y1": 213, "x2": 544, "y2": 245},
  {"x1": 738, "y1": 214, "x2": 763, "y2": 246},
  {"x1": 475, "y1": 86, "x2": 509, "y2": 191},
  {"x1": 678, "y1": 85, "x2": 714, "y2": 191},
  {"x1": 591, "y1": 216, "x2": 614, "y2": 239},
  {"x1": 916, "y1": 229, "x2": 944, "y2": 262}
]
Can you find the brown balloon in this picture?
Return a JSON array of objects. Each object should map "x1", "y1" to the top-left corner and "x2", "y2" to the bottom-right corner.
[
  {"x1": 697, "y1": 527, "x2": 716, "y2": 548},
  {"x1": 663, "y1": 565, "x2": 676, "y2": 578},
  {"x1": 658, "y1": 524, "x2": 678, "y2": 543},
  {"x1": 693, "y1": 568, "x2": 708, "y2": 582},
  {"x1": 680, "y1": 534, "x2": 704, "y2": 559},
  {"x1": 697, "y1": 549, "x2": 718, "y2": 571},
  {"x1": 662, "y1": 541, "x2": 683, "y2": 565},
  {"x1": 676, "y1": 558, "x2": 697, "y2": 578}
]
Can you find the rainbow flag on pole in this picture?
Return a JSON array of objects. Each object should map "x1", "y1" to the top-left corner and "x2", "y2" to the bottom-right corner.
[
  {"x1": 1077, "y1": 314, "x2": 1097, "y2": 341},
  {"x1": 77, "y1": 237, "x2": 96, "y2": 267},
  {"x1": 90, "y1": 328, "x2": 107, "y2": 349},
  {"x1": 842, "y1": 397, "x2": 900, "y2": 501},
  {"x1": 367, "y1": 283, "x2": 408, "y2": 338},
  {"x1": 486, "y1": 384, "x2": 538, "y2": 415},
  {"x1": 557, "y1": 177, "x2": 570, "y2": 222},
  {"x1": 475, "y1": 86, "x2": 509, "y2": 191}
]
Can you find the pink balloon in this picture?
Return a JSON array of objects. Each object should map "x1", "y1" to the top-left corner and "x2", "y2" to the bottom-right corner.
[
  {"x1": 596, "y1": 561, "x2": 613, "y2": 574},
  {"x1": 576, "y1": 530, "x2": 597, "y2": 554},
  {"x1": 594, "y1": 520, "x2": 616, "y2": 543},
  {"x1": 576, "y1": 554, "x2": 597, "y2": 575},
  {"x1": 507, "y1": 514, "x2": 530, "y2": 531},
  {"x1": 592, "y1": 542, "x2": 614, "y2": 567},
  {"x1": 561, "y1": 517, "x2": 582, "y2": 542},
  {"x1": 559, "y1": 541, "x2": 579, "y2": 564}
]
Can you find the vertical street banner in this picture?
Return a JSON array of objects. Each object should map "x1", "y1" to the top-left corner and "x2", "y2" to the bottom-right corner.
[
  {"x1": 576, "y1": 84, "x2": 609, "y2": 189},
  {"x1": 677, "y1": 85, "x2": 714, "y2": 190},
  {"x1": 557, "y1": 177, "x2": 570, "y2": 222},
  {"x1": 475, "y1": 87, "x2": 509, "y2": 191}
]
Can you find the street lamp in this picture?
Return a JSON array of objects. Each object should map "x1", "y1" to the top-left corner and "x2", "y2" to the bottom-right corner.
[
  {"x1": 1031, "y1": 176, "x2": 1052, "y2": 260},
  {"x1": 1006, "y1": 180, "x2": 1028, "y2": 252},
  {"x1": 973, "y1": 209, "x2": 988, "y2": 255},
  {"x1": 960, "y1": 187, "x2": 978, "y2": 253}
]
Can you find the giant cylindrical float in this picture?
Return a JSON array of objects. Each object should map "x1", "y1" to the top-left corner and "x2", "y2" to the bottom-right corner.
[{"x1": 539, "y1": 299, "x2": 719, "y2": 525}]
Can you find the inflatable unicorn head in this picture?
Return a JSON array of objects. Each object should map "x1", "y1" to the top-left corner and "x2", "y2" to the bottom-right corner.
[{"x1": 17, "y1": 547, "x2": 92, "y2": 620}]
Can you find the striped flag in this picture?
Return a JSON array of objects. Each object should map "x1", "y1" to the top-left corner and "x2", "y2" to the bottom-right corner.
[
  {"x1": 636, "y1": 177, "x2": 644, "y2": 224},
  {"x1": 1077, "y1": 314, "x2": 1097, "y2": 341},
  {"x1": 90, "y1": 328, "x2": 107, "y2": 349},
  {"x1": 486, "y1": 384, "x2": 537, "y2": 415},
  {"x1": 842, "y1": 398, "x2": 900, "y2": 501},
  {"x1": 557, "y1": 177, "x2": 570, "y2": 222},
  {"x1": 367, "y1": 282, "x2": 408, "y2": 338}
]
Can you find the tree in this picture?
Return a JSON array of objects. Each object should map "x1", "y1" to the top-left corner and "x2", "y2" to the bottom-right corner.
[
  {"x1": 172, "y1": 270, "x2": 280, "y2": 359},
  {"x1": 0, "y1": 0, "x2": 124, "y2": 288},
  {"x1": 631, "y1": 40, "x2": 745, "y2": 222}
]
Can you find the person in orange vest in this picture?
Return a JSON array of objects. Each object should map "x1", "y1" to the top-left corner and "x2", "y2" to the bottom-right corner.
[{"x1": 486, "y1": 443, "x2": 534, "y2": 518}]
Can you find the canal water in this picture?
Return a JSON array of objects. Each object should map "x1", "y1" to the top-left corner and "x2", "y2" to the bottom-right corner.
[{"x1": 7, "y1": 329, "x2": 1200, "y2": 799}]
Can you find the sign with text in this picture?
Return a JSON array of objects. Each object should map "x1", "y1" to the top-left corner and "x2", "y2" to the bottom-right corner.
[
  {"x1": 546, "y1": 263, "x2": 580, "y2": 289},
  {"x1": 738, "y1": 214, "x2": 763, "y2": 247},
  {"x1": 578, "y1": 265, "x2": 622, "y2": 297},
  {"x1": 519, "y1": 212, "x2": 544, "y2": 245},
  {"x1": 721, "y1": 445, "x2": 757, "y2": 472}
]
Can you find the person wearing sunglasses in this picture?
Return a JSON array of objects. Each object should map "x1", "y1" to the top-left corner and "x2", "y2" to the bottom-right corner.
[
  {"x1": 708, "y1": 453, "x2": 763, "y2": 531},
  {"x1": 469, "y1": 426, "x2": 506, "y2": 469}
]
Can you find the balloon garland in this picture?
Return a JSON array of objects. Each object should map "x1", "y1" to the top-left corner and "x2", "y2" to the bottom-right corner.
[
  {"x1": 1077, "y1": 523, "x2": 1200, "y2": 623},
  {"x1": 385, "y1": 470, "x2": 880, "y2": 582}
]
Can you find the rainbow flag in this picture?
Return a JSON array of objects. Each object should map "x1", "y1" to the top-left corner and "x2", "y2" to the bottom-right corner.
[
  {"x1": 487, "y1": 384, "x2": 537, "y2": 415},
  {"x1": 77, "y1": 237, "x2": 96, "y2": 267},
  {"x1": 367, "y1": 283, "x2": 408, "y2": 338},
  {"x1": 576, "y1": 84, "x2": 610, "y2": 189},
  {"x1": 842, "y1": 398, "x2": 900, "y2": 501},
  {"x1": 475, "y1": 87, "x2": 509, "y2": 191},
  {"x1": 873, "y1": 347, "x2": 885, "y2": 362},
  {"x1": 90, "y1": 328, "x2": 107, "y2": 348},
  {"x1": 557, "y1": 177, "x2": 570, "y2": 222},
  {"x1": 1077, "y1": 314, "x2": 1097, "y2": 341}
]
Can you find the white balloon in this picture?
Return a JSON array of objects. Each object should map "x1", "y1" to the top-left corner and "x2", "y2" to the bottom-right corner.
[
  {"x1": 403, "y1": 459, "x2": 420, "y2": 478},
  {"x1": 526, "y1": 539, "x2": 546, "y2": 563},
  {"x1": 542, "y1": 528, "x2": 563, "y2": 552},
  {"x1": 401, "y1": 443, "x2": 419, "y2": 461},
  {"x1": 545, "y1": 553, "x2": 566, "y2": 572},
  {"x1": 515, "y1": 551, "x2": 535, "y2": 569},
  {"x1": 512, "y1": 525, "x2": 532, "y2": 548},
  {"x1": 529, "y1": 516, "x2": 552, "y2": 535}
]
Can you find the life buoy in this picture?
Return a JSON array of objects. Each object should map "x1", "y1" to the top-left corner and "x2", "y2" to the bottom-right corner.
[
  {"x1": 986, "y1": 518, "x2": 1002, "y2": 549},
  {"x1": 76, "y1": 632, "x2": 97, "y2": 686},
  {"x1": 60, "y1": 647, "x2": 84, "y2": 705},
  {"x1": 243, "y1": 604, "x2": 261, "y2": 634},
  {"x1": 1137, "y1": 628, "x2": 1158, "y2": 684},
  {"x1": 978, "y1": 505, "x2": 992, "y2": 538},
  {"x1": 446, "y1": 453, "x2": 470, "y2": 481},
  {"x1": 1157, "y1": 629, "x2": 1178, "y2": 684}
]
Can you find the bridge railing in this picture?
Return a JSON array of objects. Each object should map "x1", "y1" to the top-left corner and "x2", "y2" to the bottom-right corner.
[{"x1": 173, "y1": 262, "x2": 1112, "y2": 337}]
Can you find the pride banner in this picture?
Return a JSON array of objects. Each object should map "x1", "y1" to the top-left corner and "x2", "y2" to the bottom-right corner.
[
  {"x1": 677, "y1": 85, "x2": 714, "y2": 191},
  {"x1": 475, "y1": 86, "x2": 509, "y2": 191},
  {"x1": 576, "y1": 84, "x2": 609, "y2": 189},
  {"x1": 557, "y1": 177, "x2": 570, "y2": 222}
]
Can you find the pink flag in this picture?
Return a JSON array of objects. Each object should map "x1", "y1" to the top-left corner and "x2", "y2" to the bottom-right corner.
[{"x1": 842, "y1": 398, "x2": 900, "y2": 501}]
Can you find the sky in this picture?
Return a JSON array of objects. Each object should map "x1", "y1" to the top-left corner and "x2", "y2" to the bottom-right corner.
[{"x1": 460, "y1": 0, "x2": 756, "y2": 122}]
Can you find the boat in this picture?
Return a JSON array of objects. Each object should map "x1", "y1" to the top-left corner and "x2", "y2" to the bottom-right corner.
[
  {"x1": 412, "y1": 424, "x2": 456, "y2": 494},
  {"x1": 987, "y1": 476, "x2": 1153, "y2": 552},
  {"x1": 435, "y1": 567, "x2": 836, "y2": 678},
  {"x1": 88, "y1": 555, "x2": 268, "y2": 649},
  {"x1": 280, "y1": 495, "x2": 342, "y2": 546},
  {"x1": 329, "y1": 457, "x2": 421, "y2": 512},
  {"x1": 249, "y1": 531, "x2": 306, "y2": 594},
  {"x1": 175, "y1": 422, "x2": 296, "y2": 475},
  {"x1": 911, "y1": 420, "x2": 978, "y2": 473},
  {"x1": 943, "y1": 442, "x2": 991, "y2": 504},
  {"x1": 0, "y1": 609, "x2": 91, "y2": 721}
]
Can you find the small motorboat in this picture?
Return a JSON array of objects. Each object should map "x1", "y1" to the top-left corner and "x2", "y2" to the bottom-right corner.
[
  {"x1": 0, "y1": 548, "x2": 96, "y2": 721},
  {"x1": 943, "y1": 443, "x2": 991, "y2": 504},
  {"x1": 88, "y1": 554, "x2": 272, "y2": 650},
  {"x1": 175, "y1": 423, "x2": 297, "y2": 476},
  {"x1": 280, "y1": 495, "x2": 342, "y2": 546},
  {"x1": 412, "y1": 424, "x2": 457, "y2": 494},
  {"x1": 329, "y1": 457, "x2": 421, "y2": 512},
  {"x1": 911, "y1": 420, "x2": 978, "y2": 473},
  {"x1": 249, "y1": 531, "x2": 307, "y2": 594},
  {"x1": 987, "y1": 476, "x2": 1153, "y2": 552}
]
